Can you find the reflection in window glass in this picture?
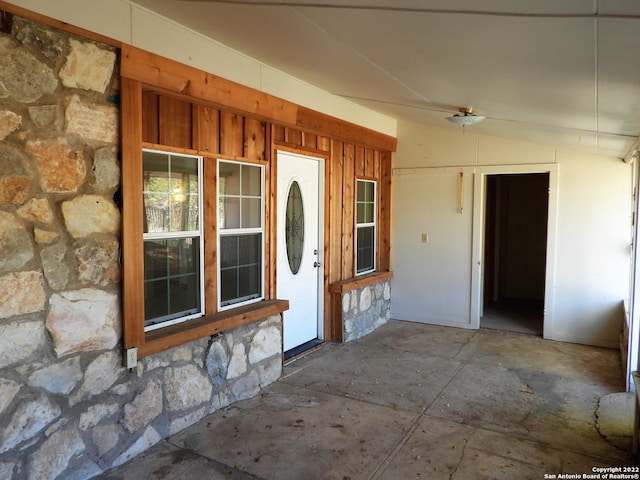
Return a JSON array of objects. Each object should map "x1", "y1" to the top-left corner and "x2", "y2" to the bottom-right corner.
[
  {"x1": 143, "y1": 151, "x2": 199, "y2": 233},
  {"x1": 220, "y1": 234, "x2": 262, "y2": 306},
  {"x1": 144, "y1": 238, "x2": 201, "y2": 328},
  {"x1": 356, "y1": 180, "x2": 376, "y2": 275},
  {"x1": 356, "y1": 226, "x2": 375, "y2": 274},
  {"x1": 218, "y1": 160, "x2": 264, "y2": 309},
  {"x1": 142, "y1": 149, "x2": 203, "y2": 331}
]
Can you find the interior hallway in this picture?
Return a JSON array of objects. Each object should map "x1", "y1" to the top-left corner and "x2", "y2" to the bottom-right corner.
[
  {"x1": 99, "y1": 320, "x2": 633, "y2": 479},
  {"x1": 481, "y1": 299, "x2": 544, "y2": 336}
]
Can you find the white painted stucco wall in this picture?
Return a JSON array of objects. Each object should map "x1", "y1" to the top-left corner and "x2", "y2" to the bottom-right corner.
[
  {"x1": 392, "y1": 118, "x2": 631, "y2": 348},
  {"x1": 8, "y1": 0, "x2": 396, "y2": 137}
]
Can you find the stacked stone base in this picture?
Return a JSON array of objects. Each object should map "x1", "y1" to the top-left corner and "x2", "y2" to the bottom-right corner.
[
  {"x1": 0, "y1": 315, "x2": 282, "y2": 479},
  {"x1": 342, "y1": 279, "x2": 391, "y2": 343}
]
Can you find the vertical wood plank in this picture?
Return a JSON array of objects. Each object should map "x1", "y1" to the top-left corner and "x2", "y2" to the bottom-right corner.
[
  {"x1": 318, "y1": 136, "x2": 331, "y2": 152},
  {"x1": 264, "y1": 124, "x2": 278, "y2": 300},
  {"x1": 342, "y1": 143, "x2": 355, "y2": 278},
  {"x1": 159, "y1": 96, "x2": 192, "y2": 149},
  {"x1": 244, "y1": 117, "x2": 266, "y2": 160},
  {"x1": 220, "y1": 111, "x2": 244, "y2": 157},
  {"x1": 327, "y1": 140, "x2": 344, "y2": 342},
  {"x1": 272, "y1": 124, "x2": 286, "y2": 143},
  {"x1": 328, "y1": 140, "x2": 344, "y2": 285},
  {"x1": 378, "y1": 151, "x2": 393, "y2": 271},
  {"x1": 193, "y1": 105, "x2": 219, "y2": 153},
  {"x1": 365, "y1": 148, "x2": 375, "y2": 178},
  {"x1": 121, "y1": 77, "x2": 145, "y2": 349},
  {"x1": 203, "y1": 157, "x2": 218, "y2": 315},
  {"x1": 285, "y1": 127, "x2": 302, "y2": 146},
  {"x1": 302, "y1": 132, "x2": 317, "y2": 150},
  {"x1": 320, "y1": 153, "x2": 331, "y2": 343},
  {"x1": 373, "y1": 150, "x2": 381, "y2": 180},
  {"x1": 331, "y1": 293, "x2": 343, "y2": 343},
  {"x1": 355, "y1": 145, "x2": 365, "y2": 178},
  {"x1": 141, "y1": 91, "x2": 159, "y2": 144}
]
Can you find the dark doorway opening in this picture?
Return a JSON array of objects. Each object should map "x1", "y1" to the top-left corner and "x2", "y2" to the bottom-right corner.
[{"x1": 481, "y1": 173, "x2": 549, "y2": 335}]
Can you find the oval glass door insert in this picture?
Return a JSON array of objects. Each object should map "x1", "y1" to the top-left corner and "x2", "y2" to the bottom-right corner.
[{"x1": 285, "y1": 181, "x2": 304, "y2": 274}]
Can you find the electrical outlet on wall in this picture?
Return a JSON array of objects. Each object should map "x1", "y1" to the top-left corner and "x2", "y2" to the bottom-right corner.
[
  {"x1": 124, "y1": 347, "x2": 138, "y2": 369},
  {"x1": 421, "y1": 233, "x2": 428, "y2": 244}
]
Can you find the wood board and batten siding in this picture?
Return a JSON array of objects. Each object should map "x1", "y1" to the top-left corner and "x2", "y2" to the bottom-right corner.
[{"x1": 121, "y1": 44, "x2": 395, "y2": 356}]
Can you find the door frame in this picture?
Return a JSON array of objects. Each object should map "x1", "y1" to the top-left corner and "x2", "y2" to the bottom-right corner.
[
  {"x1": 627, "y1": 157, "x2": 640, "y2": 391},
  {"x1": 470, "y1": 164, "x2": 559, "y2": 336},
  {"x1": 275, "y1": 149, "x2": 326, "y2": 350}
]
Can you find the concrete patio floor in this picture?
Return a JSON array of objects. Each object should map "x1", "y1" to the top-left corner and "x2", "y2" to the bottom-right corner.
[{"x1": 99, "y1": 320, "x2": 634, "y2": 479}]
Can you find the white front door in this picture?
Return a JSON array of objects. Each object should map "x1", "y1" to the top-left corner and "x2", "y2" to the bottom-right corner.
[{"x1": 276, "y1": 151, "x2": 323, "y2": 353}]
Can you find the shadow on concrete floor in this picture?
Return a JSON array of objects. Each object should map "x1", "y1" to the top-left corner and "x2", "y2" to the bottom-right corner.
[
  {"x1": 99, "y1": 320, "x2": 634, "y2": 480},
  {"x1": 481, "y1": 298, "x2": 544, "y2": 336}
]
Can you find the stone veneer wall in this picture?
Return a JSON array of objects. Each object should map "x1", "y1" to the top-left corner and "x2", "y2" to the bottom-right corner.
[
  {"x1": 0, "y1": 15, "x2": 283, "y2": 480},
  {"x1": 342, "y1": 279, "x2": 391, "y2": 343}
]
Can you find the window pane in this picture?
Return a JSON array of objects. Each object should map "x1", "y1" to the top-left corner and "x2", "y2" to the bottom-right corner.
[
  {"x1": 241, "y1": 198, "x2": 261, "y2": 228},
  {"x1": 183, "y1": 192, "x2": 199, "y2": 231},
  {"x1": 357, "y1": 180, "x2": 366, "y2": 202},
  {"x1": 239, "y1": 265, "x2": 260, "y2": 299},
  {"x1": 219, "y1": 162, "x2": 240, "y2": 195},
  {"x1": 171, "y1": 154, "x2": 198, "y2": 178},
  {"x1": 365, "y1": 203, "x2": 375, "y2": 223},
  {"x1": 143, "y1": 152, "x2": 170, "y2": 234},
  {"x1": 169, "y1": 155, "x2": 199, "y2": 231},
  {"x1": 143, "y1": 151, "x2": 199, "y2": 233},
  {"x1": 220, "y1": 235, "x2": 238, "y2": 268},
  {"x1": 144, "y1": 280, "x2": 167, "y2": 321},
  {"x1": 169, "y1": 273, "x2": 199, "y2": 315},
  {"x1": 357, "y1": 202, "x2": 365, "y2": 224},
  {"x1": 219, "y1": 196, "x2": 240, "y2": 229},
  {"x1": 144, "y1": 237, "x2": 201, "y2": 327},
  {"x1": 357, "y1": 226, "x2": 375, "y2": 274},
  {"x1": 167, "y1": 237, "x2": 198, "y2": 276},
  {"x1": 238, "y1": 234, "x2": 261, "y2": 265},
  {"x1": 219, "y1": 233, "x2": 262, "y2": 306},
  {"x1": 242, "y1": 164, "x2": 261, "y2": 196},
  {"x1": 220, "y1": 268, "x2": 238, "y2": 304},
  {"x1": 144, "y1": 240, "x2": 169, "y2": 280},
  {"x1": 365, "y1": 181, "x2": 374, "y2": 202}
]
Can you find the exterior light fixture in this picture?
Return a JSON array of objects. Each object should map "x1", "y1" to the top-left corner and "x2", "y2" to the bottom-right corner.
[{"x1": 446, "y1": 107, "x2": 485, "y2": 126}]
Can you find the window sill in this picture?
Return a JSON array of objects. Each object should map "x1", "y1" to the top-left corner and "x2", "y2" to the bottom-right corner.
[
  {"x1": 137, "y1": 299, "x2": 289, "y2": 358},
  {"x1": 329, "y1": 271, "x2": 393, "y2": 294}
]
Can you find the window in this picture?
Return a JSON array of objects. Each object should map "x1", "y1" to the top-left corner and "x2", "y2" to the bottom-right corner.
[
  {"x1": 142, "y1": 149, "x2": 204, "y2": 331},
  {"x1": 217, "y1": 160, "x2": 265, "y2": 309},
  {"x1": 356, "y1": 179, "x2": 376, "y2": 275},
  {"x1": 285, "y1": 181, "x2": 304, "y2": 275}
]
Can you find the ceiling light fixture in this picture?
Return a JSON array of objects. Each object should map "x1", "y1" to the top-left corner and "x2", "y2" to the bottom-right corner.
[{"x1": 447, "y1": 107, "x2": 485, "y2": 126}]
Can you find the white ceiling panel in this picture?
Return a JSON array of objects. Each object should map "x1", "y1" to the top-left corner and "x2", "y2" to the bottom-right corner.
[{"x1": 130, "y1": 0, "x2": 640, "y2": 158}]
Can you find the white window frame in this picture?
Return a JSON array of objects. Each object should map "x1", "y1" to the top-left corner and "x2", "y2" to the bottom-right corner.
[
  {"x1": 142, "y1": 148, "x2": 205, "y2": 332},
  {"x1": 217, "y1": 159, "x2": 266, "y2": 310},
  {"x1": 356, "y1": 179, "x2": 376, "y2": 276}
]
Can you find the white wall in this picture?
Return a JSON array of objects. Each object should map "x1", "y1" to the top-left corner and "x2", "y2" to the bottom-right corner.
[
  {"x1": 392, "y1": 118, "x2": 631, "y2": 348},
  {"x1": 8, "y1": 0, "x2": 396, "y2": 138}
]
